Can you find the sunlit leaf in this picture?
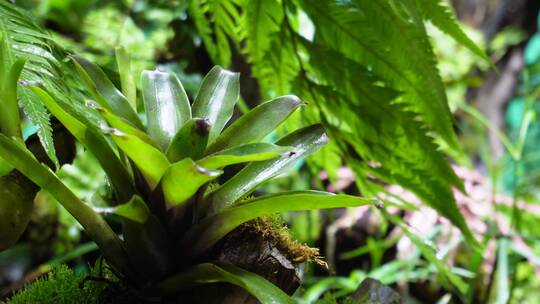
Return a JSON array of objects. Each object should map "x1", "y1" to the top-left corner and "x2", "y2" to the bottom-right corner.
[
  {"x1": 185, "y1": 191, "x2": 370, "y2": 257},
  {"x1": 73, "y1": 56, "x2": 143, "y2": 129},
  {"x1": 204, "y1": 124, "x2": 327, "y2": 213},
  {"x1": 110, "y1": 130, "x2": 170, "y2": 190},
  {"x1": 112, "y1": 195, "x2": 150, "y2": 224},
  {"x1": 192, "y1": 66, "x2": 240, "y2": 144},
  {"x1": 207, "y1": 95, "x2": 304, "y2": 153},
  {"x1": 198, "y1": 143, "x2": 292, "y2": 169},
  {"x1": 160, "y1": 158, "x2": 222, "y2": 209},
  {"x1": 115, "y1": 46, "x2": 137, "y2": 110},
  {"x1": 142, "y1": 70, "x2": 191, "y2": 149}
]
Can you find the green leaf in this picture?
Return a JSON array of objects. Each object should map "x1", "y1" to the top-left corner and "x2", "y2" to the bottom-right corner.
[
  {"x1": 166, "y1": 118, "x2": 210, "y2": 162},
  {"x1": 112, "y1": 195, "x2": 150, "y2": 224},
  {"x1": 110, "y1": 130, "x2": 170, "y2": 190},
  {"x1": 115, "y1": 46, "x2": 137, "y2": 111},
  {"x1": 185, "y1": 191, "x2": 370, "y2": 257},
  {"x1": 141, "y1": 70, "x2": 191, "y2": 149},
  {"x1": 0, "y1": 58, "x2": 26, "y2": 140},
  {"x1": 301, "y1": 0, "x2": 460, "y2": 149},
  {"x1": 90, "y1": 102, "x2": 160, "y2": 149},
  {"x1": 155, "y1": 263, "x2": 295, "y2": 304},
  {"x1": 160, "y1": 158, "x2": 222, "y2": 209},
  {"x1": 204, "y1": 124, "x2": 327, "y2": 213},
  {"x1": 192, "y1": 66, "x2": 240, "y2": 144},
  {"x1": 73, "y1": 56, "x2": 143, "y2": 130},
  {"x1": 0, "y1": 1, "x2": 83, "y2": 168},
  {"x1": 0, "y1": 134, "x2": 131, "y2": 275},
  {"x1": 294, "y1": 41, "x2": 472, "y2": 243},
  {"x1": 241, "y1": 0, "x2": 284, "y2": 63},
  {"x1": 206, "y1": 95, "x2": 304, "y2": 153},
  {"x1": 0, "y1": 157, "x2": 12, "y2": 176},
  {"x1": 30, "y1": 86, "x2": 136, "y2": 202},
  {"x1": 418, "y1": 0, "x2": 493, "y2": 66},
  {"x1": 187, "y1": 0, "x2": 241, "y2": 66},
  {"x1": 199, "y1": 143, "x2": 292, "y2": 169}
]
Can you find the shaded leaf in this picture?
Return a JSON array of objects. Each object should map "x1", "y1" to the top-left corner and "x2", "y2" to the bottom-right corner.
[
  {"x1": 0, "y1": 57, "x2": 26, "y2": 140},
  {"x1": 155, "y1": 263, "x2": 295, "y2": 304},
  {"x1": 30, "y1": 86, "x2": 136, "y2": 202},
  {"x1": 0, "y1": 134, "x2": 131, "y2": 275},
  {"x1": 166, "y1": 118, "x2": 210, "y2": 162}
]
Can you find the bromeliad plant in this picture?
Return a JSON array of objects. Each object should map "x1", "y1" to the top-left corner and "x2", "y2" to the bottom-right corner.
[{"x1": 0, "y1": 47, "x2": 369, "y2": 302}]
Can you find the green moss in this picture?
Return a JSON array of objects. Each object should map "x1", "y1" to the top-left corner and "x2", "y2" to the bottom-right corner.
[
  {"x1": 6, "y1": 265, "x2": 107, "y2": 304},
  {"x1": 244, "y1": 216, "x2": 325, "y2": 266}
]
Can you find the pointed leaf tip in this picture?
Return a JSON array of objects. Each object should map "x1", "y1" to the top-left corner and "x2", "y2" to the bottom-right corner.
[{"x1": 142, "y1": 69, "x2": 192, "y2": 149}]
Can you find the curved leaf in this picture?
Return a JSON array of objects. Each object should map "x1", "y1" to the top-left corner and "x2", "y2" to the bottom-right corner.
[
  {"x1": 198, "y1": 143, "x2": 292, "y2": 169},
  {"x1": 115, "y1": 46, "x2": 137, "y2": 110},
  {"x1": 192, "y1": 66, "x2": 240, "y2": 144},
  {"x1": 185, "y1": 191, "x2": 370, "y2": 257},
  {"x1": 206, "y1": 95, "x2": 304, "y2": 153},
  {"x1": 141, "y1": 70, "x2": 191, "y2": 149},
  {"x1": 0, "y1": 1, "x2": 83, "y2": 167},
  {"x1": 161, "y1": 158, "x2": 222, "y2": 209},
  {"x1": 0, "y1": 134, "x2": 131, "y2": 275},
  {"x1": 155, "y1": 263, "x2": 295, "y2": 304},
  {"x1": 204, "y1": 124, "x2": 327, "y2": 213},
  {"x1": 112, "y1": 195, "x2": 150, "y2": 224},
  {"x1": 90, "y1": 102, "x2": 159, "y2": 149},
  {"x1": 30, "y1": 86, "x2": 136, "y2": 202},
  {"x1": 0, "y1": 57, "x2": 26, "y2": 140},
  {"x1": 110, "y1": 131, "x2": 170, "y2": 190},
  {"x1": 418, "y1": 0, "x2": 492, "y2": 66},
  {"x1": 73, "y1": 56, "x2": 143, "y2": 129},
  {"x1": 166, "y1": 118, "x2": 210, "y2": 162}
]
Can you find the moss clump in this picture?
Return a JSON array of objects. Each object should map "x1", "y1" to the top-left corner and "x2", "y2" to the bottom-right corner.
[
  {"x1": 6, "y1": 265, "x2": 107, "y2": 304},
  {"x1": 244, "y1": 216, "x2": 325, "y2": 266}
]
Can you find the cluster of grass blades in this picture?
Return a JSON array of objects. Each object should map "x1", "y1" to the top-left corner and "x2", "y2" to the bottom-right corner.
[{"x1": 0, "y1": 45, "x2": 370, "y2": 302}]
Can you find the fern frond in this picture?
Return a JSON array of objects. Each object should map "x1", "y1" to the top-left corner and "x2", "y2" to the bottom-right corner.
[
  {"x1": 0, "y1": 1, "x2": 83, "y2": 167},
  {"x1": 293, "y1": 41, "x2": 473, "y2": 243},
  {"x1": 250, "y1": 31, "x2": 299, "y2": 98},
  {"x1": 240, "y1": 0, "x2": 283, "y2": 64},
  {"x1": 418, "y1": 0, "x2": 492, "y2": 65},
  {"x1": 300, "y1": 0, "x2": 460, "y2": 151},
  {"x1": 188, "y1": 0, "x2": 242, "y2": 67}
]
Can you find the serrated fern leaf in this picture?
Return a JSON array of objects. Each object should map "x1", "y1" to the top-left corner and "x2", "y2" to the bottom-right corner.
[
  {"x1": 418, "y1": 0, "x2": 492, "y2": 65},
  {"x1": 188, "y1": 0, "x2": 242, "y2": 67},
  {"x1": 293, "y1": 42, "x2": 473, "y2": 243},
  {"x1": 0, "y1": 1, "x2": 82, "y2": 167},
  {"x1": 301, "y1": 0, "x2": 460, "y2": 151},
  {"x1": 241, "y1": 0, "x2": 283, "y2": 63}
]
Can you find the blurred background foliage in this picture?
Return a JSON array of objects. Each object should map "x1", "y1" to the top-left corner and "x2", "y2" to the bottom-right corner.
[{"x1": 1, "y1": 0, "x2": 540, "y2": 303}]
